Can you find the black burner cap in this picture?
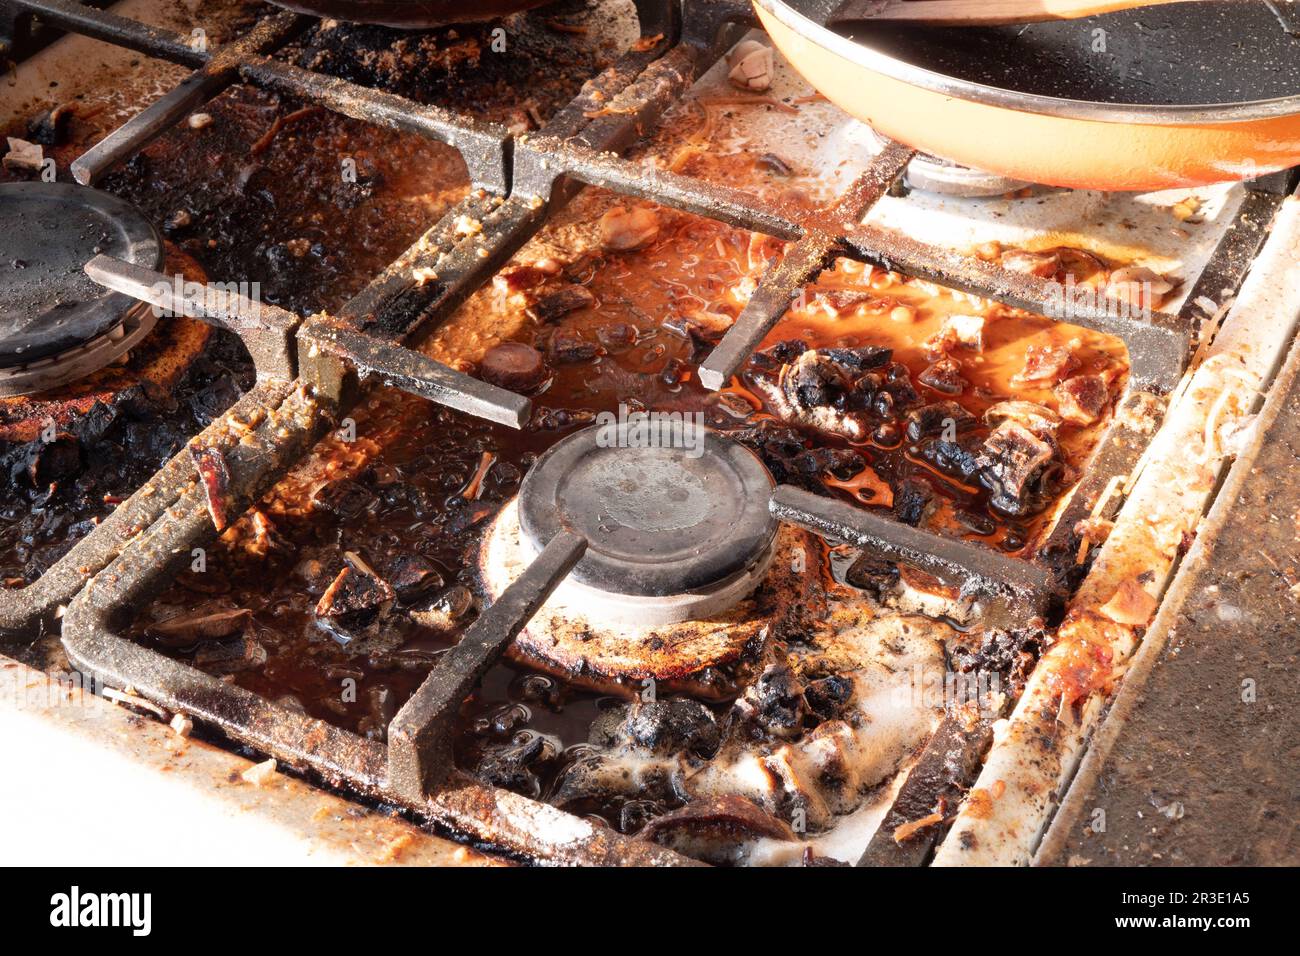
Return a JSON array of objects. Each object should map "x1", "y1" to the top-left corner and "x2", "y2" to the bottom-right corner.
[
  {"x1": 0, "y1": 183, "x2": 163, "y2": 368},
  {"x1": 518, "y1": 423, "x2": 777, "y2": 597}
]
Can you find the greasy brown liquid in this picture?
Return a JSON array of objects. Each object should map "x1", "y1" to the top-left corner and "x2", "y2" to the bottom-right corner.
[
  {"x1": 126, "y1": 184, "x2": 1128, "y2": 786},
  {"x1": 113, "y1": 44, "x2": 1127, "y2": 827},
  {"x1": 0, "y1": 7, "x2": 625, "y2": 589}
]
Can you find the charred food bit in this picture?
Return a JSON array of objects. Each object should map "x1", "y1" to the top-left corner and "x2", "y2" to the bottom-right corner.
[
  {"x1": 918, "y1": 357, "x2": 968, "y2": 395},
  {"x1": 474, "y1": 733, "x2": 556, "y2": 800},
  {"x1": 314, "y1": 553, "x2": 395, "y2": 621},
  {"x1": 599, "y1": 205, "x2": 659, "y2": 252},
  {"x1": 311, "y1": 479, "x2": 376, "y2": 520},
  {"x1": 191, "y1": 445, "x2": 233, "y2": 532},
  {"x1": 918, "y1": 434, "x2": 983, "y2": 483},
  {"x1": 905, "y1": 401, "x2": 975, "y2": 441},
  {"x1": 549, "y1": 751, "x2": 681, "y2": 820},
  {"x1": 1054, "y1": 374, "x2": 1110, "y2": 425},
  {"x1": 976, "y1": 421, "x2": 1058, "y2": 517},
  {"x1": 982, "y1": 400, "x2": 1061, "y2": 440},
  {"x1": 478, "y1": 342, "x2": 548, "y2": 392},
  {"x1": 409, "y1": 584, "x2": 475, "y2": 630},
  {"x1": 804, "y1": 674, "x2": 855, "y2": 722},
  {"x1": 1105, "y1": 265, "x2": 1175, "y2": 312},
  {"x1": 147, "y1": 607, "x2": 252, "y2": 647},
  {"x1": 821, "y1": 345, "x2": 894, "y2": 371},
  {"x1": 924, "y1": 314, "x2": 985, "y2": 355},
  {"x1": 591, "y1": 698, "x2": 722, "y2": 758},
  {"x1": 384, "y1": 553, "x2": 444, "y2": 603},
  {"x1": 999, "y1": 248, "x2": 1060, "y2": 278},
  {"x1": 845, "y1": 550, "x2": 901, "y2": 597},
  {"x1": 726, "y1": 39, "x2": 775, "y2": 92},
  {"x1": 1010, "y1": 342, "x2": 1080, "y2": 387},
  {"x1": 529, "y1": 283, "x2": 594, "y2": 322},
  {"x1": 893, "y1": 477, "x2": 936, "y2": 526},
  {"x1": 27, "y1": 104, "x2": 74, "y2": 146},
  {"x1": 1098, "y1": 578, "x2": 1157, "y2": 626},
  {"x1": 549, "y1": 329, "x2": 598, "y2": 364},
  {"x1": 23, "y1": 433, "x2": 80, "y2": 486},
  {"x1": 754, "y1": 346, "x2": 903, "y2": 442},
  {"x1": 776, "y1": 351, "x2": 860, "y2": 437},
  {"x1": 741, "y1": 662, "x2": 810, "y2": 740}
]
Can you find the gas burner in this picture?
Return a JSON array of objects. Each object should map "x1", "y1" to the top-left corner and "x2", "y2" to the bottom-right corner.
[
  {"x1": 903, "y1": 154, "x2": 1038, "y2": 199},
  {"x1": 0, "y1": 183, "x2": 163, "y2": 396},
  {"x1": 517, "y1": 423, "x2": 778, "y2": 619},
  {"x1": 865, "y1": 129, "x2": 1038, "y2": 198},
  {"x1": 480, "y1": 424, "x2": 814, "y2": 692}
]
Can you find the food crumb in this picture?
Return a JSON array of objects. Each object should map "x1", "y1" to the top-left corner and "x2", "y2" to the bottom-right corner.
[
  {"x1": 240, "y1": 757, "x2": 278, "y2": 787},
  {"x1": 893, "y1": 810, "x2": 944, "y2": 843},
  {"x1": 376, "y1": 832, "x2": 414, "y2": 863},
  {"x1": 169, "y1": 713, "x2": 193, "y2": 738}
]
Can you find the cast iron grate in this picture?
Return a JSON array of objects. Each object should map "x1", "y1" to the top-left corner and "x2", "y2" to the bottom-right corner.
[{"x1": 0, "y1": 0, "x2": 1286, "y2": 864}]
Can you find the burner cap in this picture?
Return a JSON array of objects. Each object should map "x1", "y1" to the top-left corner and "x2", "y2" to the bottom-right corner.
[
  {"x1": 0, "y1": 183, "x2": 163, "y2": 369},
  {"x1": 518, "y1": 423, "x2": 777, "y2": 598}
]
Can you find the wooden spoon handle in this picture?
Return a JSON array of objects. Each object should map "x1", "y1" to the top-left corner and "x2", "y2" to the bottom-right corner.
[{"x1": 830, "y1": 0, "x2": 1197, "y2": 27}]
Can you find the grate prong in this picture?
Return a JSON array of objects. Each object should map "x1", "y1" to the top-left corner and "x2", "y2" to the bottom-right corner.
[
  {"x1": 698, "y1": 142, "x2": 914, "y2": 389},
  {"x1": 770, "y1": 484, "x2": 1054, "y2": 607},
  {"x1": 302, "y1": 324, "x2": 533, "y2": 429},
  {"x1": 388, "y1": 530, "x2": 587, "y2": 801},
  {"x1": 70, "y1": 11, "x2": 305, "y2": 185},
  {"x1": 699, "y1": 235, "x2": 836, "y2": 390},
  {"x1": 3, "y1": 0, "x2": 208, "y2": 66},
  {"x1": 72, "y1": 72, "x2": 225, "y2": 185},
  {"x1": 84, "y1": 254, "x2": 299, "y2": 380}
]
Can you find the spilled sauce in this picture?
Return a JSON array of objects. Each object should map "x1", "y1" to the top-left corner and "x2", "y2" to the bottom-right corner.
[
  {"x1": 105, "y1": 49, "x2": 1137, "y2": 833},
  {"x1": 126, "y1": 182, "x2": 1128, "y2": 758}
]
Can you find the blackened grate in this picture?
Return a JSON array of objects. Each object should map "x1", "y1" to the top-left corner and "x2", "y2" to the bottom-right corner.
[{"x1": 0, "y1": 0, "x2": 1286, "y2": 865}]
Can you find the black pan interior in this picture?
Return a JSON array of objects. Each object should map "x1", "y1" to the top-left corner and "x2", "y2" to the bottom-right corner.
[{"x1": 814, "y1": 0, "x2": 1300, "y2": 106}]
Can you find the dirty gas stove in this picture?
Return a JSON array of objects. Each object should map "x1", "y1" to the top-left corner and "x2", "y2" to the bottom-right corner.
[{"x1": 1, "y1": 0, "x2": 1297, "y2": 866}]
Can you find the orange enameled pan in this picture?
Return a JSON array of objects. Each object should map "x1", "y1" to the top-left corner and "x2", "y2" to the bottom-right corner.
[{"x1": 752, "y1": 0, "x2": 1300, "y2": 190}]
